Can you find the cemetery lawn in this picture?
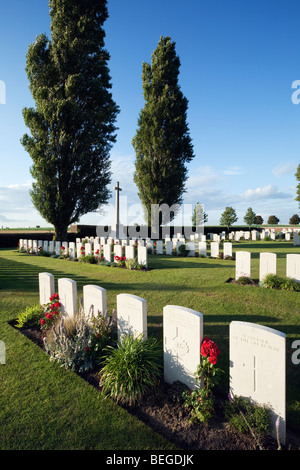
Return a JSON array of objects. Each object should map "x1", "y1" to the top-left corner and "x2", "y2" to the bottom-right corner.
[{"x1": 0, "y1": 241, "x2": 300, "y2": 450}]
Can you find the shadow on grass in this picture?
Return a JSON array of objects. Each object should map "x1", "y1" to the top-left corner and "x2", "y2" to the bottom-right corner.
[
  {"x1": 149, "y1": 256, "x2": 234, "y2": 270},
  {"x1": 0, "y1": 254, "x2": 199, "y2": 295}
]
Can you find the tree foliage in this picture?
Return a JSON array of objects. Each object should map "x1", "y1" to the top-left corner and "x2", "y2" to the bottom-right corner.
[
  {"x1": 254, "y1": 215, "x2": 263, "y2": 225},
  {"x1": 220, "y1": 207, "x2": 238, "y2": 231},
  {"x1": 21, "y1": 0, "x2": 119, "y2": 239},
  {"x1": 267, "y1": 215, "x2": 279, "y2": 225},
  {"x1": 244, "y1": 207, "x2": 256, "y2": 229},
  {"x1": 191, "y1": 202, "x2": 208, "y2": 226},
  {"x1": 289, "y1": 214, "x2": 300, "y2": 225},
  {"x1": 132, "y1": 36, "x2": 194, "y2": 226}
]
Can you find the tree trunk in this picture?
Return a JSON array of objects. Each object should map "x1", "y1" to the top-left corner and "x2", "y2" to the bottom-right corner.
[{"x1": 54, "y1": 224, "x2": 68, "y2": 241}]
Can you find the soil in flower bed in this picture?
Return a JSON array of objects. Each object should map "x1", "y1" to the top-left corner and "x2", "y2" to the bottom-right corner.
[
  {"x1": 12, "y1": 322, "x2": 300, "y2": 451},
  {"x1": 226, "y1": 277, "x2": 260, "y2": 286}
]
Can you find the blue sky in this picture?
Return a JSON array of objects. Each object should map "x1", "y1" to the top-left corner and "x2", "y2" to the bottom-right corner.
[{"x1": 0, "y1": 0, "x2": 300, "y2": 228}]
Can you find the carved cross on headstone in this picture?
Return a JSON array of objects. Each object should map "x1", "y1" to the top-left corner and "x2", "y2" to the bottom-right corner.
[{"x1": 113, "y1": 182, "x2": 122, "y2": 238}]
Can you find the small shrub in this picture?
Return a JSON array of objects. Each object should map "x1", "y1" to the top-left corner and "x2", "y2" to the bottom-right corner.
[
  {"x1": 44, "y1": 310, "x2": 113, "y2": 373},
  {"x1": 262, "y1": 274, "x2": 300, "y2": 291},
  {"x1": 99, "y1": 334, "x2": 162, "y2": 406},
  {"x1": 225, "y1": 395, "x2": 271, "y2": 436},
  {"x1": 15, "y1": 304, "x2": 44, "y2": 328},
  {"x1": 236, "y1": 276, "x2": 252, "y2": 285},
  {"x1": 79, "y1": 254, "x2": 98, "y2": 264},
  {"x1": 281, "y1": 278, "x2": 300, "y2": 291},
  {"x1": 125, "y1": 257, "x2": 138, "y2": 270},
  {"x1": 261, "y1": 274, "x2": 283, "y2": 289},
  {"x1": 178, "y1": 244, "x2": 189, "y2": 256}
]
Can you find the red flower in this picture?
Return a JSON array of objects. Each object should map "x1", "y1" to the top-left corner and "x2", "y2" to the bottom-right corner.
[
  {"x1": 40, "y1": 318, "x2": 46, "y2": 325},
  {"x1": 50, "y1": 294, "x2": 59, "y2": 301},
  {"x1": 54, "y1": 302, "x2": 60, "y2": 308},
  {"x1": 201, "y1": 337, "x2": 220, "y2": 364},
  {"x1": 115, "y1": 255, "x2": 120, "y2": 261},
  {"x1": 85, "y1": 347, "x2": 89, "y2": 352},
  {"x1": 209, "y1": 356, "x2": 218, "y2": 365},
  {"x1": 46, "y1": 313, "x2": 53, "y2": 320}
]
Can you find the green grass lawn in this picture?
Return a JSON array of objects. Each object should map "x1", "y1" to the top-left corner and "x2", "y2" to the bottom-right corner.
[{"x1": 0, "y1": 240, "x2": 300, "y2": 449}]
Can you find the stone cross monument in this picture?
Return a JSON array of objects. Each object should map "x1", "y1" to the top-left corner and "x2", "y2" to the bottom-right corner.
[{"x1": 113, "y1": 181, "x2": 122, "y2": 239}]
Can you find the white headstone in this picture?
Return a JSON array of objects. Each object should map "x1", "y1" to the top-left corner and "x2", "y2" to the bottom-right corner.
[
  {"x1": 210, "y1": 242, "x2": 219, "y2": 258},
  {"x1": 39, "y1": 272, "x2": 55, "y2": 306},
  {"x1": 55, "y1": 241, "x2": 61, "y2": 256},
  {"x1": 198, "y1": 241, "x2": 207, "y2": 257},
  {"x1": 85, "y1": 242, "x2": 92, "y2": 256},
  {"x1": 125, "y1": 245, "x2": 135, "y2": 260},
  {"x1": 116, "y1": 293, "x2": 147, "y2": 340},
  {"x1": 156, "y1": 240, "x2": 163, "y2": 255},
  {"x1": 49, "y1": 241, "x2": 54, "y2": 254},
  {"x1": 0, "y1": 340, "x2": 5, "y2": 364},
  {"x1": 43, "y1": 240, "x2": 49, "y2": 253},
  {"x1": 138, "y1": 246, "x2": 147, "y2": 267},
  {"x1": 235, "y1": 251, "x2": 251, "y2": 280},
  {"x1": 286, "y1": 254, "x2": 300, "y2": 282},
  {"x1": 103, "y1": 244, "x2": 111, "y2": 262},
  {"x1": 61, "y1": 241, "x2": 68, "y2": 255},
  {"x1": 114, "y1": 244, "x2": 123, "y2": 260},
  {"x1": 230, "y1": 321, "x2": 286, "y2": 444},
  {"x1": 163, "y1": 305, "x2": 203, "y2": 390},
  {"x1": 186, "y1": 241, "x2": 195, "y2": 256},
  {"x1": 223, "y1": 242, "x2": 232, "y2": 258},
  {"x1": 77, "y1": 242, "x2": 83, "y2": 258},
  {"x1": 83, "y1": 285, "x2": 107, "y2": 319},
  {"x1": 69, "y1": 242, "x2": 76, "y2": 259},
  {"x1": 58, "y1": 278, "x2": 78, "y2": 317},
  {"x1": 165, "y1": 240, "x2": 173, "y2": 255},
  {"x1": 146, "y1": 240, "x2": 154, "y2": 253},
  {"x1": 259, "y1": 252, "x2": 277, "y2": 283}
]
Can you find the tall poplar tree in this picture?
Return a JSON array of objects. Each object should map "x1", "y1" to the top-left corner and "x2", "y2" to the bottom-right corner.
[
  {"x1": 21, "y1": 0, "x2": 119, "y2": 240},
  {"x1": 132, "y1": 36, "x2": 194, "y2": 226}
]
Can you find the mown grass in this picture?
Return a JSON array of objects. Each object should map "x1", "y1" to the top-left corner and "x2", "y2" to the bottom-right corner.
[{"x1": 0, "y1": 240, "x2": 300, "y2": 449}]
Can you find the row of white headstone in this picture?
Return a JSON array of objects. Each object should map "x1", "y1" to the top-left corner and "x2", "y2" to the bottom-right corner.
[
  {"x1": 20, "y1": 238, "x2": 231, "y2": 259},
  {"x1": 19, "y1": 239, "x2": 148, "y2": 267},
  {"x1": 235, "y1": 251, "x2": 300, "y2": 282},
  {"x1": 38, "y1": 271, "x2": 286, "y2": 444}
]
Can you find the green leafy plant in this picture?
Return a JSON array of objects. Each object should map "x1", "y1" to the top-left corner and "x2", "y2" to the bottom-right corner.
[
  {"x1": 225, "y1": 395, "x2": 271, "y2": 437},
  {"x1": 182, "y1": 337, "x2": 223, "y2": 423},
  {"x1": 79, "y1": 254, "x2": 98, "y2": 264},
  {"x1": 178, "y1": 244, "x2": 189, "y2": 256},
  {"x1": 15, "y1": 304, "x2": 44, "y2": 328},
  {"x1": 99, "y1": 334, "x2": 162, "y2": 406},
  {"x1": 236, "y1": 276, "x2": 252, "y2": 285},
  {"x1": 125, "y1": 257, "x2": 138, "y2": 270},
  {"x1": 281, "y1": 277, "x2": 300, "y2": 291},
  {"x1": 262, "y1": 274, "x2": 300, "y2": 291}
]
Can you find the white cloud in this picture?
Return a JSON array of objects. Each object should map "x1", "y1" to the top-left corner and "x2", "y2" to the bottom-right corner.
[
  {"x1": 272, "y1": 162, "x2": 297, "y2": 177},
  {"x1": 242, "y1": 184, "x2": 291, "y2": 200},
  {"x1": 222, "y1": 166, "x2": 243, "y2": 176}
]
